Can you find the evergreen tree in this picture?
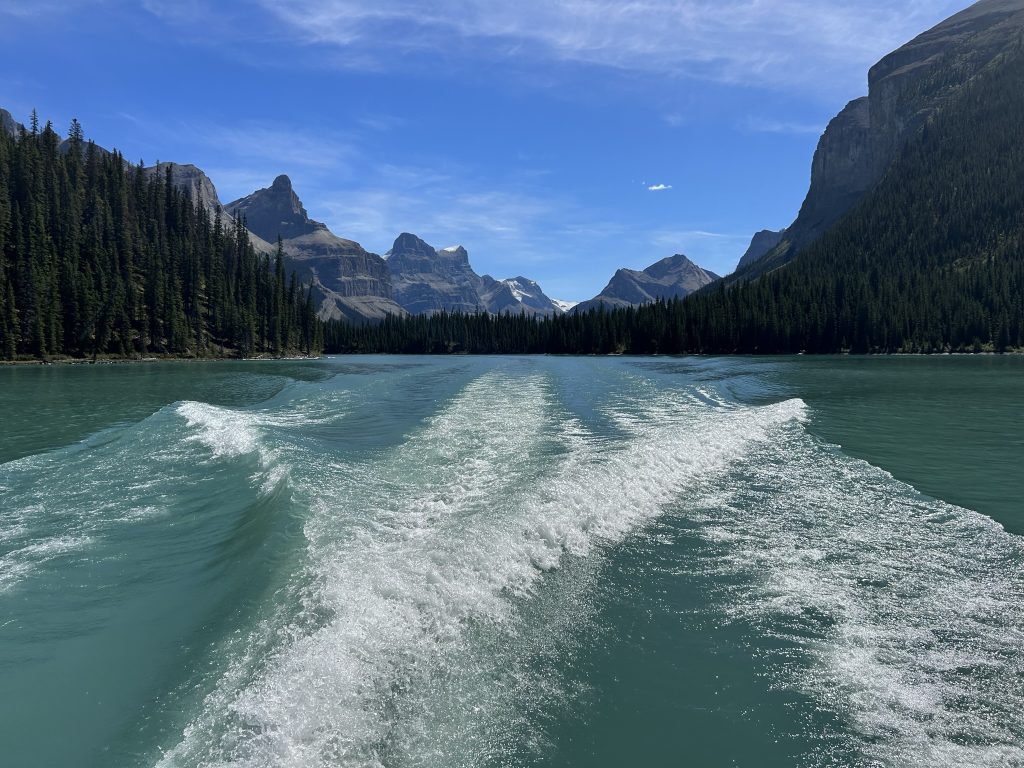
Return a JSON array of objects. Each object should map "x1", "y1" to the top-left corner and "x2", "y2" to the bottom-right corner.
[{"x1": 0, "y1": 115, "x2": 322, "y2": 360}]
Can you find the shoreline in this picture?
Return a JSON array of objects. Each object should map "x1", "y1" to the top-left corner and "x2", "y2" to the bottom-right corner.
[
  {"x1": 2, "y1": 350, "x2": 1021, "y2": 366},
  {"x1": 0, "y1": 354, "x2": 323, "y2": 367}
]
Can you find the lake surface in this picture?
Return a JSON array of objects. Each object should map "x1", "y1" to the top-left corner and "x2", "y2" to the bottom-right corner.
[{"x1": 1, "y1": 356, "x2": 1021, "y2": 768}]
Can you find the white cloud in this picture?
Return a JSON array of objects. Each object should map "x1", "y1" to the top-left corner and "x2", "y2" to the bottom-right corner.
[
  {"x1": 652, "y1": 229, "x2": 747, "y2": 244},
  {"x1": 316, "y1": 176, "x2": 576, "y2": 256},
  {"x1": 256, "y1": 0, "x2": 968, "y2": 94},
  {"x1": 742, "y1": 116, "x2": 825, "y2": 135},
  {"x1": 650, "y1": 228, "x2": 752, "y2": 274},
  {"x1": 95, "y1": 113, "x2": 360, "y2": 202},
  {"x1": 200, "y1": 124, "x2": 356, "y2": 174},
  {"x1": 648, "y1": 183, "x2": 673, "y2": 192},
  {"x1": 0, "y1": 0, "x2": 101, "y2": 17}
]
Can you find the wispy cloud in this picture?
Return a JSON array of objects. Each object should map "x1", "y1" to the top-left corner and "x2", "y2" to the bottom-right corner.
[
  {"x1": 0, "y1": 0, "x2": 102, "y2": 18},
  {"x1": 202, "y1": 124, "x2": 356, "y2": 175},
  {"x1": 651, "y1": 229, "x2": 748, "y2": 246},
  {"x1": 650, "y1": 228, "x2": 752, "y2": 274},
  {"x1": 255, "y1": 0, "x2": 967, "y2": 94},
  {"x1": 742, "y1": 116, "x2": 824, "y2": 135},
  {"x1": 356, "y1": 114, "x2": 405, "y2": 133},
  {"x1": 316, "y1": 173, "x2": 580, "y2": 256},
  {"x1": 648, "y1": 183, "x2": 673, "y2": 192}
]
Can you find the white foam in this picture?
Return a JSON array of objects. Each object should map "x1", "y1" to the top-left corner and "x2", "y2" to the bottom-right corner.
[
  {"x1": 178, "y1": 402, "x2": 263, "y2": 459},
  {"x1": 159, "y1": 375, "x2": 806, "y2": 767},
  {"x1": 174, "y1": 399, "x2": 337, "y2": 496},
  {"x1": 0, "y1": 534, "x2": 92, "y2": 593},
  {"x1": 690, "y1": 421, "x2": 1024, "y2": 767}
]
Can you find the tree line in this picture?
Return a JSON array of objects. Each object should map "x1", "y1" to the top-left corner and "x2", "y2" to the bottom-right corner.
[
  {"x1": 325, "y1": 40, "x2": 1024, "y2": 357},
  {"x1": 7, "y1": 32, "x2": 1024, "y2": 366},
  {"x1": 0, "y1": 116, "x2": 321, "y2": 360}
]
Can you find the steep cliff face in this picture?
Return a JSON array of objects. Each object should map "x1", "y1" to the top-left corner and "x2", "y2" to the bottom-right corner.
[
  {"x1": 744, "y1": 0, "x2": 1024, "y2": 276},
  {"x1": 144, "y1": 163, "x2": 222, "y2": 214},
  {"x1": 226, "y1": 176, "x2": 404, "y2": 322},
  {"x1": 1, "y1": 109, "x2": 21, "y2": 136},
  {"x1": 386, "y1": 235, "x2": 485, "y2": 314},
  {"x1": 287, "y1": 228, "x2": 399, "y2": 319},
  {"x1": 737, "y1": 229, "x2": 786, "y2": 271},
  {"x1": 574, "y1": 254, "x2": 719, "y2": 313},
  {"x1": 790, "y1": 97, "x2": 874, "y2": 254}
]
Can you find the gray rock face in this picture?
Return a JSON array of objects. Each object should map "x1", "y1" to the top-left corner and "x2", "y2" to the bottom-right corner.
[
  {"x1": 283, "y1": 228, "x2": 401, "y2": 322},
  {"x1": 225, "y1": 175, "x2": 327, "y2": 242},
  {"x1": 386, "y1": 235, "x2": 484, "y2": 314},
  {"x1": 144, "y1": 163, "x2": 223, "y2": 215},
  {"x1": 227, "y1": 177, "x2": 404, "y2": 322},
  {"x1": 141, "y1": 162, "x2": 276, "y2": 254},
  {"x1": 479, "y1": 275, "x2": 563, "y2": 317},
  {"x1": 1, "y1": 109, "x2": 22, "y2": 136},
  {"x1": 574, "y1": 254, "x2": 719, "y2": 313},
  {"x1": 749, "y1": 0, "x2": 1024, "y2": 276},
  {"x1": 737, "y1": 229, "x2": 787, "y2": 271},
  {"x1": 788, "y1": 97, "x2": 874, "y2": 259},
  {"x1": 385, "y1": 234, "x2": 562, "y2": 316},
  {"x1": 58, "y1": 138, "x2": 117, "y2": 163}
]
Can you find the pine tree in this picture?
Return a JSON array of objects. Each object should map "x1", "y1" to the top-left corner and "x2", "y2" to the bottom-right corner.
[{"x1": 0, "y1": 113, "x2": 323, "y2": 360}]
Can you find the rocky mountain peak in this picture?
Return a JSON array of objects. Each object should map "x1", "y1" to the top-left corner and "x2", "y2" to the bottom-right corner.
[
  {"x1": 224, "y1": 175, "x2": 326, "y2": 243},
  {"x1": 387, "y1": 234, "x2": 474, "y2": 269},
  {"x1": 389, "y1": 233, "x2": 436, "y2": 259},
  {"x1": 479, "y1": 274, "x2": 564, "y2": 317},
  {"x1": 644, "y1": 253, "x2": 706, "y2": 280},
  {"x1": 573, "y1": 253, "x2": 719, "y2": 314},
  {"x1": 386, "y1": 233, "x2": 484, "y2": 314}
]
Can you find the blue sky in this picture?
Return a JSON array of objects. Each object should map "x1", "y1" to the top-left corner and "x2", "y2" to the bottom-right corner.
[{"x1": 0, "y1": 0, "x2": 968, "y2": 301}]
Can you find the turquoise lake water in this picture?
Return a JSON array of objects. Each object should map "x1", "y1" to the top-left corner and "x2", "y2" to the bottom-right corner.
[{"x1": 0, "y1": 356, "x2": 1021, "y2": 767}]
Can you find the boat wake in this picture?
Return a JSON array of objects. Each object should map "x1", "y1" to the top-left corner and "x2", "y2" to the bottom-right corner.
[{"x1": 158, "y1": 373, "x2": 806, "y2": 768}]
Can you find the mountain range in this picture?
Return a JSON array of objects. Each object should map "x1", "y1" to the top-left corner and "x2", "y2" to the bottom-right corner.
[
  {"x1": 384, "y1": 233, "x2": 567, "y2": 318},
  {"x1": 5, "y1": 96, "x2": 735, "y2": 324},
  {"x1": 7, "y1": 0, "x2": 1020, "y2": 358},
  {"x1": 210, "y1": 172, "x2": 721, "y2": 321},
  {"x1": 326, "y1": 0, "x2": 1024, "y2": 356},
  {"x1": 3, "y1": 104, "x2": 726, "y2": 322}
]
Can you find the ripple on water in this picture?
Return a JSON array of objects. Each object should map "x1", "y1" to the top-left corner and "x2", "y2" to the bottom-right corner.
[
  {"x1": 157, "y1": 373, "x2": 808, "y2": 768},
  {"x1": 689, "y1": 421, "x2": 1024, "y2": 768}
]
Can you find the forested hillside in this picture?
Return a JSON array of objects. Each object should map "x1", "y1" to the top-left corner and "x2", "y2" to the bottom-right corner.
[
  {"x1": 7, "y1": 21, "x2": 1024, "y2": 361},
  {"x1": 0, "y1": 117, "x2": 321, "y2": 360},
  {"x1": 678, "y1": 39, "x2": 1024, "y2": 354},
  {"x1": 327, "y1": 39, "x2": 1024, "y2": 356}
]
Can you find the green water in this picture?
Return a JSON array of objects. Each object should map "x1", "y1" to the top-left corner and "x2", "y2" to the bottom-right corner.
[{"x1": 0, "y1": 356, "x2": 1021, "y2": 767}]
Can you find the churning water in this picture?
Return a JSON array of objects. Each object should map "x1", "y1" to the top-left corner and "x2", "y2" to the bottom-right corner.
[{"x1": 0, "y1": 356, "x2": 1021, "y2": 767}]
